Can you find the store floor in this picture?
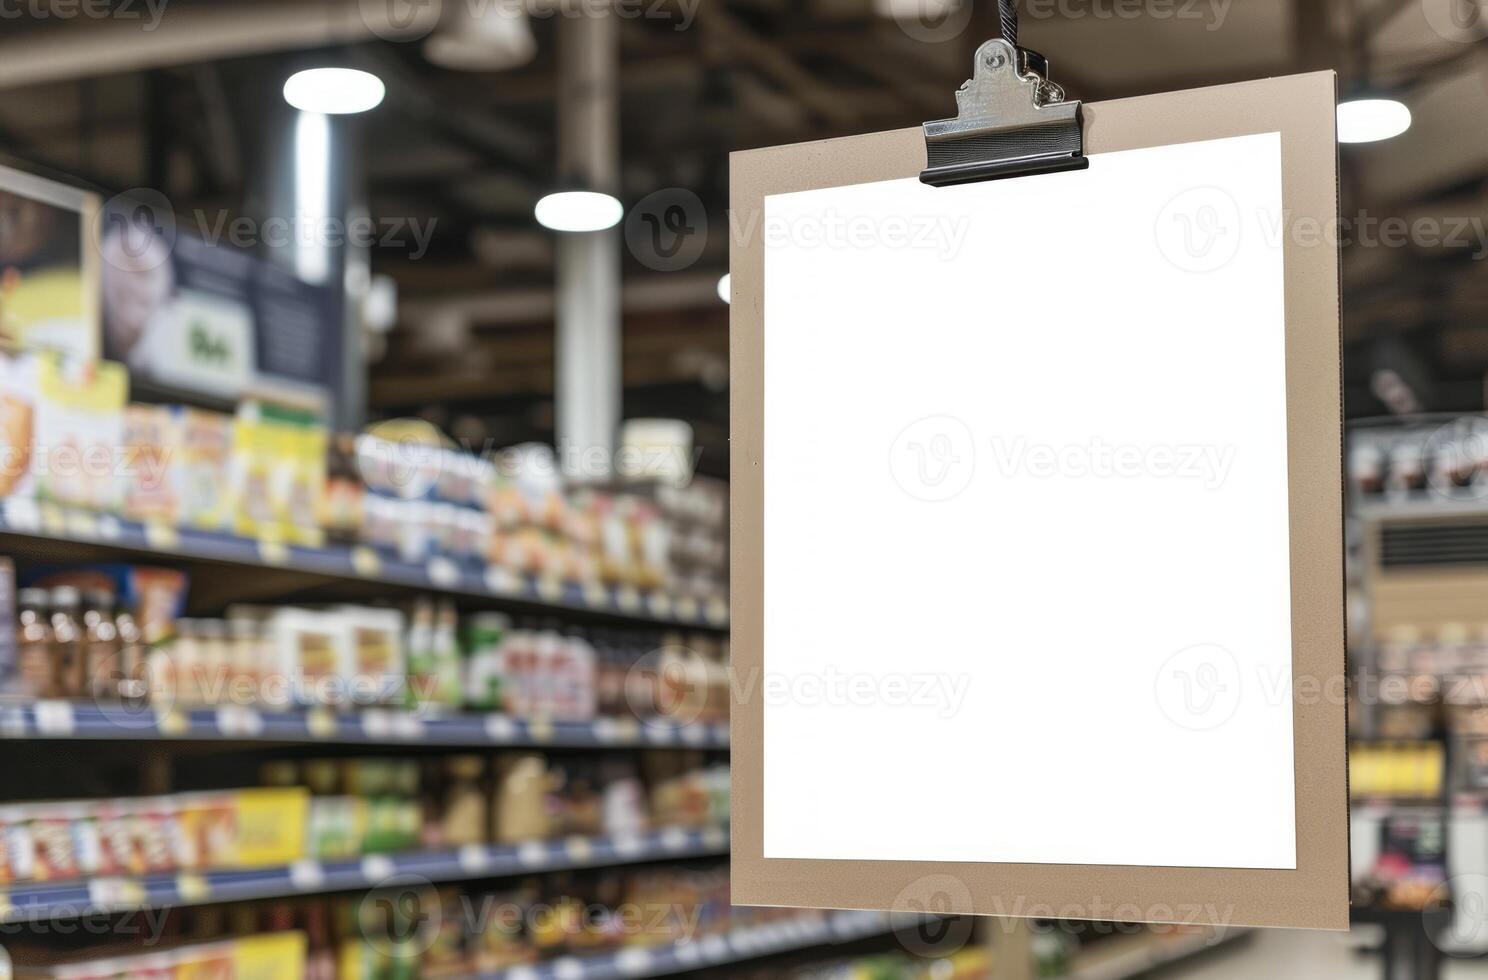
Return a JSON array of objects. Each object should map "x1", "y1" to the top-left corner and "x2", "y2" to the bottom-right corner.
[{"x1": 1166, "y1": 927, "x2": 1488, "y2": 979}]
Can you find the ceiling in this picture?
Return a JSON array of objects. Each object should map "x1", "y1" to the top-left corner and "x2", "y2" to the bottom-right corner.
[{"x1": 0, "y1": 0, "x2": 1483, "y2": 472}]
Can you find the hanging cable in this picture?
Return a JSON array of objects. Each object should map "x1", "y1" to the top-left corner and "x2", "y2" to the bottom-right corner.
[{"x1": 998, "y1": 0, "x2": 1018, "y2": 48}]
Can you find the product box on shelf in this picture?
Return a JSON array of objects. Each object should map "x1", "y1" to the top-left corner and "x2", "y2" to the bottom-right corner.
[
  {"x1": 8, "y1": 931, "x2": 308, "y2": 980},
  {"x1": 31, "y1": 354, "x2": 129, "y2": 513}
]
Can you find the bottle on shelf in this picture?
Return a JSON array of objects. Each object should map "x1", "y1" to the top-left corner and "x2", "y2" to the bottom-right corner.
[
  {"x1": 49, "y1": 586, "x2": 84, "y2": 697},
  {"x1": 16, "y1": 587, "x2": 55, "y2": 698},
  {"x1": 81, "y1": 589, "x2": 122, "y2": 702}
]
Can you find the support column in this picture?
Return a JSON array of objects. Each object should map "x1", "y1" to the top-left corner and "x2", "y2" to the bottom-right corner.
[{"x1": 555, "y1": 6, "x2": 622, "y2": 482}]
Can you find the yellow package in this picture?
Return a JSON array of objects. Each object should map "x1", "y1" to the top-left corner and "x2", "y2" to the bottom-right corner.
[
  {"x1": 230, "y1": 932, "x2": 308, "y2": 980},
  {"x1": 231, "y1": 786, "x2": 309, "y2": 867},
  {"x1": 32, "y1": 354, "x2": 129, "y2": 512}
]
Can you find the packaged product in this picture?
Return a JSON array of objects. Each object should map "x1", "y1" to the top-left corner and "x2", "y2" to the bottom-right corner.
[
  {"x1": 333, "y1": 606, "x2": 405, "y2": 707},
  {"x1": 463, "y1": 613, "x2": 509, "y2": 711},
  {"x1": 119, "y1": 403, "x2": 178, "y2": 524},
  {"x1": 26, "y1": 806, "x2": 83, "y2": 881},
  {"x1": 494, "y1": 754, "x2": 551, "y2": 843},
  {"x1": 173, "y1": 407, "x2": 234, "y2": 531},
  {"x1": 266, "y1": 608, "x2": 347, "y2": 709},
  {"x1": 0, "y1": 350, "x2": 36, "y2": 499},
  {"x1": 227, "y1": 787, "x2": 309, "y2": 868},
  {"x1": 30, "y1": 354, "x2": 129, "y2": 512}
]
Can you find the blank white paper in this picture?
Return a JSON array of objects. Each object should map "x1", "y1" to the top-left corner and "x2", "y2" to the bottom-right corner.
[{"x1": 762, "y1": 132, "x2": 1295, "y2": 869}]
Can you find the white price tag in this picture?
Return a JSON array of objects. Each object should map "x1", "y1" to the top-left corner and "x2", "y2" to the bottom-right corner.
[
  {"x1": 215, "y1": 706, "x2": 264, "y2": 738},
  {"x1": 361, "y1": 855, "x2": 395, "y2": 883},
  {"x1": 612, "y1": 832, "x2": 645, "y2": 859},
  {"x1": 144, "y1": 522, "x2": 180, "y2": 550},
  {"x1": 647, "y1": 593, "x2": 673, "y2": 618},
  {"x1": 96, "y1": 515, "x2": 122, "y2": 541},
  {"x1": 361, "y1": 710, "x2": 394, "y2": 739},
  {"x1": 484, "y1": 715, "x2": 518, "y2": 742},
  {"x1": 616, "y1": 587, "x2": 641, "y2": 613},
  {"x1": 176, "y1": 873, "x2": 210, "y2": 903},
  {"x1": 702, "y1": 826, "x2": 728, "y2": 850},
  {"x1": 290, "y1": 860, "x2": 326, "y2": 891},
  {"x1": 257, "y1": 540, "x2": 291, "y2": 566},
  {"x1": 700, "y1": 936, "x2": 729, "y2": 962},
  {"x1": 582, "y1": 583, "x2": 608, "y2": 607},
  {"x1": 517, "y1": 841, "x2": 549, "y2": 868},
  {"x1": 426, "y1": 557, "x2": 460, "y2": 589},
  {"x1": 564, "y1": 837, "x2": 594, "y2": 863},
  {"x1": 89, "y1": 878, "x2": 145, "y2": 908},
  {"x1": 676, "y1": 596, "x2": 700, "y2": 622},
  {"x1": 705, "y1": 596, "x2": 728, "y2": 625},
  {"x1": 484, "y1": 565, "x2": 517, "y2": 594},
  {"x1": 393, "y1": 713, "x2": 425, "y2": 739},
  {"x1": 615, "y1": 948, "x2": 654, "y2": 976},
  {"x1": 33, "y1": 701, "x2": 75, "y2": 736},
  {"x1": 351, "y1": 546, "x2": 382, "y2": 578},
  {"x1": 4, "y1": 498, "x2": 41, "y2": 532},
  {"x1": 660, "y1": 827, "x2": 690, "y2": 852},
  {"x1": 457, "y1": 844, "x2": 491, "y2": 874},
  {"x1": 553, "y1": 958, "x2": 586, "y2": 980},
  {"x1": 537, "y1": 576, "x2": 563, "y2": 602},
  {"x1": 681, "y1": 723, "x2": 707, "y2": 746},
  {"x1": 306, "y1": 709, "x2": 339, "y2": 739}
]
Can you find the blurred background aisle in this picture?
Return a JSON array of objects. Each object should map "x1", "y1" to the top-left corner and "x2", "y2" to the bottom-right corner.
[{"x1": 0, "y1": 0, "x2": 1482, "y2": 978}]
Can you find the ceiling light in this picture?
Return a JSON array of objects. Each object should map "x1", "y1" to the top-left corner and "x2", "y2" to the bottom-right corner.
[
  {"x1": 283, "y1": 68, "x2": 386, "y2": 115},
  {"x1": 534, "y1": 191, "x2": 623, "y2": 233},
  {"x1": 1337, "y1": 98, "x2": 1411, "y2": 144},
  {"x1": 717, "y1": 274, "x2": 731, "y2": 304}
]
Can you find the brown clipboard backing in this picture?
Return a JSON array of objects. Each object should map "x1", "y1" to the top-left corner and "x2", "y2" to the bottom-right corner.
[{"x1": 728, "y1": 71, "x2": 1348, "y2": 932}]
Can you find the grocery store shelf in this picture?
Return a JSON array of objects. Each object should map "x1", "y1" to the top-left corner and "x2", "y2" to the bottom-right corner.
[
  {"x1": 0, "y1": 501, "x2": 729, "y2": 630},
  {"x1": 1067, "y1": 927, "x2": 1248, "y2": 980},
  {"x1": 473, "y1": 910, "x2": 894, "y2": 980},
  {"x1": 0, "y1": 700, "x2": 730, "y2": 749},
  {"x1": 0, "y1": 825, "x2": 730, "y2": 923},
  {"x1": 1353, "y1": 496, "x2": 1488, "y2": 522}
]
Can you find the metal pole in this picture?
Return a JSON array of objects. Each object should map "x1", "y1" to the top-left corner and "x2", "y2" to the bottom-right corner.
[{"x1": 555, "y1": 5, "x2": 621, "y2": 482}]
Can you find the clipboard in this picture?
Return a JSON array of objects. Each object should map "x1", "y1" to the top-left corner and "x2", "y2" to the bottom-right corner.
[{"x1": 728, "y1": 44, "x2": 1346, "y2": 931}]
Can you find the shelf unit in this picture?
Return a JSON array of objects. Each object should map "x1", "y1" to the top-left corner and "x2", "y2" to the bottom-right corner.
[
  {"x1": 0, "y1": 502, "x2": 728, "y2": 629},
  {"x1": 471, "y1": 911, "x2": 894, "y2": 980},
  {"x1": 1, "y1": 826, "x2": 730, "y2": 923},
  {"x1": 0, "y1": 701, "x2": 730, "y2": 749}
]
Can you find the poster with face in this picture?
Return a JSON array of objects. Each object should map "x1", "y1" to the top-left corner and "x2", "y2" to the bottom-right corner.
[{"x1": 0, "y1": 164, "x2": 101, "y2": 361}]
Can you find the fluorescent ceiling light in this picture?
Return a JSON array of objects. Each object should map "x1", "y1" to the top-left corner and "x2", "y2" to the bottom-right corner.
[
  {"x1": 283, "y1": 68, "x2": 386, "y2": 115},
  {"x1": 717, "y1": 273, "x2": 731, "y2": 304},
  {"x1": 534, "y1": 191, "x2": 623, "y2": 232},
  {"x1": 1337, "y1": 98, "x2": 1411, "y2": 144}
]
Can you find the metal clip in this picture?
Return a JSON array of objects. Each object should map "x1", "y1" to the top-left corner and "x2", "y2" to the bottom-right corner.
[{"x1": 920, "y1": 38, "x2": 1088, "y2": 187}]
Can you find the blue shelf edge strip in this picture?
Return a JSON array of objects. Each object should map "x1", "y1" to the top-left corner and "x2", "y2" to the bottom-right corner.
[
  {"x1": 1, "y1": 826, "x2": 731, "y2": 923},
  {"x1": 474, "y1": 910, "x2": 895, "y2": 980},
  {"x1": 0, "y1": 702, "x2": 730, "y2": 750},
  {"x1": 0, "y1": 503, "x2": 729, "y2": 630}
]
